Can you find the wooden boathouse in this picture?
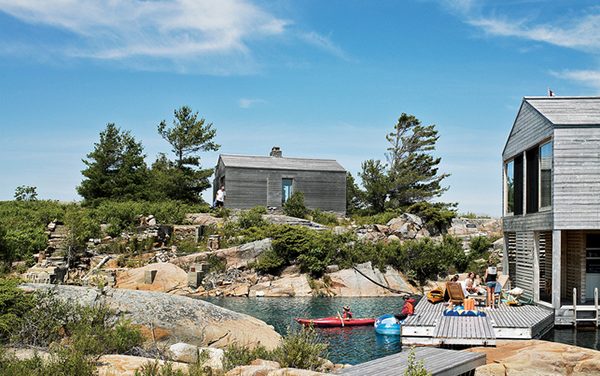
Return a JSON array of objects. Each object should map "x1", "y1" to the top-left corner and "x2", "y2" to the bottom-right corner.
[
  {"x1": 501, "y1": 96, "x2": 600, "y2": 325},
  {"x1": 213, "y1": 147, "x2": 346, "y2": 214}
]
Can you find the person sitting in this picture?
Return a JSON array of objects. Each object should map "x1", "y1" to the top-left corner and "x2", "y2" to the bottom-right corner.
[
  {"x1": 342, "y1": 305, "x2": 353, "y2": 319},
  {"x1": 394, "y1": 298, "x2": 416, "y2": 321}
]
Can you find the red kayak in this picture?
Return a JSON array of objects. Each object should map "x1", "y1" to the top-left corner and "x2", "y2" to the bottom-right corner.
[{"x1": 295, "y1": 317, "x2": 376, "y2": 327}]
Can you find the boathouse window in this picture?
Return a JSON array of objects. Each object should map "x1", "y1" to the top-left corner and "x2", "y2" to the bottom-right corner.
[
  {"x1": 539, "y1": 141, "x2": 552, "y2": 209},
  {"x1": 282, "y1": 178, "x2": 294, "y2": 204},
  {"x1": 505, "y1": 160, "x2": 515, "y2": 214},
  {"x1": 526, "y1": 147, "x2": 539, "y2": 214},
  {"x1": 513, "y1": 155, "x2": 524, "y2": 215}
]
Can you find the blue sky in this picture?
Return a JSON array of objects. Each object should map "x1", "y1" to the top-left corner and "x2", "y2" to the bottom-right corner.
[{"x1": 1, "y1": 0, "x2": 599, "y2": 216}]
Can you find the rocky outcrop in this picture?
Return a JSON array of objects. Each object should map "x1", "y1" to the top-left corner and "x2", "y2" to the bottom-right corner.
[
  {"x1": 263, "y1": 214, "x2": 327, "y2": 230},
  {"x1": 115, "y1": 262, "x2": 188, "y2": 293},
  {"x1": 97, "y1": 355, "x2": 188, "y2": 376},
  {"x1": 185, "y1": 213, "x2": 223, "y2": 226},
  {"x1": 20, "y1": 284, "x2": 281, "y2": 350},
  {"x1": 469, "y1": 340, "x2": 600, "y2": 375},
  {"x1": 326, "y1": 262, "x2": 418, "y2": 297},
  {"x1": 448, "y1": 218, "x2": 501, "y2": 238},
  {"x1": 386, "y1": 213, "x2": 430, "y2": 239},
  {"x1": 249, "y1": 275, "x2": 313, "y2": 297},
  {"x1": 173, "y1": 239, "x2": 272, "y2": 270}
]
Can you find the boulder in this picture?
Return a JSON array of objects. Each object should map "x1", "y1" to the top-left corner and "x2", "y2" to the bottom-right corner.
[
  {"x1": 115, "y1": 262, "x2": 188, "y2": 293},
  {"x1": 386, "y1": 213, "x2": 427, "y2": 240},
  {"x1": 21, "y1": 284, "x2": 281, "y2": 350},
  {"x1": 173, "y1": 239, "x2": 272, "y2": 270},
  {"x1": 249, "y1": 275, "x2": 313, "y2": 297},
  {"x1": 263, "y1": 214, "x2": 327, "y2": 230},
  {"x1": 327, "y1": 262, "x2": 418, "y2": 297},
  {"x1": 169, "y1": 342, "x2": 199, "y2": 363},
  {"x1": 185, "y1": 213, "x2": 223, "y2": 226},
  {"x1": 387, "y1": 234, "x2": 401, "y2": 243},
  {"x1": 201, "y1": 347, "x2": 225, "y2": 370},
  {"x1": 97, "y1": 355, "x2": 188, "y2": 376},
  {"x1": 469, "y1": 340, "x2": 600, "y2": 376}
]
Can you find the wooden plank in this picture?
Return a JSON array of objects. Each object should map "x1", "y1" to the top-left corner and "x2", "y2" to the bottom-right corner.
[{"x1": 340, "y1": 347, "x2": 486, "y2": 376}]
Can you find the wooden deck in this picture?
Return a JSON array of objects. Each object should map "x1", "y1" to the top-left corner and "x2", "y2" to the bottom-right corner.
[
  {"x1": 339, "y1": 347, "x2": 485, "y2": 376},
  {"x1": 402, "y1": 298, "x2": 554, "y2": 346}
]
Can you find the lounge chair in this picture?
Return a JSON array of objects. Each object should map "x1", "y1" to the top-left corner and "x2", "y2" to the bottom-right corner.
[{"x1": 446, "y1": 282, "x2": 466, "y2": 305}]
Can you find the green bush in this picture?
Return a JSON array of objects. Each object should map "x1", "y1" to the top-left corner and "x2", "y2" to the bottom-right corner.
[
  {"x1": 469, "y1": 235, "x2": 492, "y2": 255},
  {"x1": 134, "y1": 360, "x2": 187, "y2": 376},
  {"x1": 310, "y1": 209, "x2": 338, "y2": 226},
  {"x1": 272, "y1": 326, "x2": 328, "y2": 370},
  {"x1": 0, "y1": 278, "x2": 34, "y2": 341},
  {"x1": 237, "y1": 206, "x2": 268, "y2": 230},
  {"x1": 253, "y1": 249, "x2": 286, "y2": 275},
  {"x1": 352, "y1": 210, "x2": 401, "y2": 225},
  {"x1": 406, "y1": 201, "x2": 456, "y2": 234},
  {"x1": 404, "y1": 346, "x2": 431, "y2": 376},
  {"x1": 283, "y1": 192, "x2": 308, "y2": 219},
  {"x1": 0, "y1": 346, "x2": 96, "y2": 376},
  {"x1": 222, "y1": 344, "x2": 271, "y2": 371}
]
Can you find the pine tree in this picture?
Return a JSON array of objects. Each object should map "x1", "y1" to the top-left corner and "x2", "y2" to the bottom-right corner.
[
  {"x1": 77, "y1": 123, "x2": 148, "y2": 203},
  {"x1": 155, "y1": 106, "x2": 220, "y2": 203},
  {"x1": 358, "y1": 159, "x2": 389, "y2": 213}
]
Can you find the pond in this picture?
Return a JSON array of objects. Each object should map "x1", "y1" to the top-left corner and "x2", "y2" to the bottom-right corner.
[{"x1": 202, "y1": 296, "x2": 600, "y2": 365}]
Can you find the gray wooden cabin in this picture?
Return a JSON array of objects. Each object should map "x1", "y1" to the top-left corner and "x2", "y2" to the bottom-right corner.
[
  {"x1": 502, "y1": 96, "x2": 600, "y2": 323},
  {"x1": 213, "y1": 147, "x2": 346, "y2": 214}
]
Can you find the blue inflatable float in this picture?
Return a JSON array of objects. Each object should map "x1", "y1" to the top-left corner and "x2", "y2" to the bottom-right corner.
[{"x1": 374, "y1": 314, "x2": 402, "y2": 335}]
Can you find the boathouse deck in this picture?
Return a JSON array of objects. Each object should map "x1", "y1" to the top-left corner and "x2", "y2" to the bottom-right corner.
[
  {"x1": 402, "y1": 298, "x2": 554, "y2": 346},
  {"x1": 339, "y1": 347, "x2": 485, "y2": 376}
]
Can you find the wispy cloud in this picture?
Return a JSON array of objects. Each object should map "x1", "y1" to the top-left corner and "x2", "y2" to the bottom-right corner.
[
  {"x1": 551, "y1": 69, "x2": 600, "y2": 92},
  {"x1": 299, "y1": 31, "x2": 352, "y2": 61},
  {"x1": 239, "y1": 98, "x2": 266, "y2": 109},
  {"x1": 468, "y1": 14, "x2": 600, "y2": 52},
  {"x1": 0, "y1": 0, "x2": 351, "y2": 73}
]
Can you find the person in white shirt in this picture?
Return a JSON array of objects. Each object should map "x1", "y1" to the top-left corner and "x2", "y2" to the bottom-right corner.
[{"x1": 215, "y1": 186, "x2": 225, "y2": 208}]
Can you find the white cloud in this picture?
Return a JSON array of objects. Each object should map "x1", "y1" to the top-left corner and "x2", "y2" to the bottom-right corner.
[
  {"x1": 238, "y1": 98, "x2": 266, "y2": 109},
  {"x1": 468, "y1": 14, "x2": 600, "y2": 52},
  {"x1": 551, "y1": 70, "x2": 600, "y2": 92},
  {"x1": 0, "y1": 0, "x2": 289, "y2": 72},
  {"x1": 299, "y1": 31, "x2": 352, "y2": 61}
]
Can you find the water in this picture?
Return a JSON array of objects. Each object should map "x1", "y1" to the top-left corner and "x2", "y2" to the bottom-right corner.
[
  {"x1": 202, "y1": 296, "x2": 406, "y2": 364},
  {"x1": 202, "y1": 296, "x2": 600, "y2": 365}
]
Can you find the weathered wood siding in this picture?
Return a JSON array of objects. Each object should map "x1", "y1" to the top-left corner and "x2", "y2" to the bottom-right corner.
[
  {"x1": 553, "y1": 127, "x2": 600, "y2": 230},
  {"x1": 562, "y1": 230, "x2": 586, "y2": 302},
  {"x1": 514, "y1": 231, "x2": 535, "y2": 300},
  {"x1": 503, "y1": 101, "x2": 554, "y2": 160},
  {"x1": 216, "y1": 166, "x2": 346, "y2": 214},
  {"x1": 503, "y1": 211, "x2": 552, "y2": 232}
]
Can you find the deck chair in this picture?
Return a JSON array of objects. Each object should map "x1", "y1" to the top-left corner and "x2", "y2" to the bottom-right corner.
[{"x1": 446, "y1": 282, "x2": 466, "y2": 305}]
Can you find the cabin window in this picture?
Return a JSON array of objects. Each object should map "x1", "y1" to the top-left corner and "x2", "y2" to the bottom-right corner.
[
  {"x1": 505, "y1": 160, "x2": 515, "y2": 214},
  {"x1": 282, "y1": 178, "x2": 294, "y2": 204},
  {"x1": 539, "y1": 141, "x2": 552, "y2": 209}
]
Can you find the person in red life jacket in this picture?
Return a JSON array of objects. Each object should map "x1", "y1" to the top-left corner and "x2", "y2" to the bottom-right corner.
[
  {"x1": 394, "y1": 298, "x2": 416, "y2": 321},
  {"x1": 342, "y1": 305, "x2": 353, "y2": 319}
]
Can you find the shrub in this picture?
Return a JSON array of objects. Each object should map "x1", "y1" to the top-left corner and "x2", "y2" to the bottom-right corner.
[
  {"x1": 237, "y1": 207, "x2": 268, "y2": 229},
  {"x1": 406, "y1": 201, "x2": 456, "y2": 234},
  {"x1": 283, "y1": 192, "x2": 308, "y2": 219},
  {"x1": 253, "y1": 249, "x2": 286, "y2": 275},
  {"x1": 352, "y1": 210, "x2": 401, "y2": 225},
  {"x1": 0, "y1": 346, "x2": 96, "y2": 376},
  {"x1": 222, "y1": 344, "x2": 271, "y2": 372},
  {"x1": 404, "y1": 346, "x2": 431, "y2": 376},
  {"x1": 272, "y1": 326, "x2": 328, "y2": 370},
  {"x1": 0, "y1": 278, "x2": 34, "y2": 341},
  {"x1": 134, "y1": 361, "x2": 187, "y2": 376},
  {"x1": 469, "y1": 235, "x2": 492, "y2": 255},
  {"x1": 310, "y1": 209, "x2": 338, "y2": 226}
]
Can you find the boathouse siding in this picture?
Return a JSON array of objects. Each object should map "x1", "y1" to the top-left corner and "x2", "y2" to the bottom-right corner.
[
  {"x1": 214, "y1": 149, "x2": 346, "y2": 214},
  {"x1": 502, "y1": 97, "x2": 600, "y2": 314}
]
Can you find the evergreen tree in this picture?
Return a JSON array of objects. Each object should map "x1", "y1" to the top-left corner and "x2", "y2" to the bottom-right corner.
[
  {"x1": 386, "y1": 113, "x2": 449, "y2": 207},
  {"x1": 359, "y1": 113, "x2": 449, "y2": 213},
  {"x1": 345, "y1": 172, "x2": 364, "y2": 214},
  {"x1": 77, "y1": 123, "x2": 148, "y2": 203},
  {"x1": 155, "y1": 106, "x2": 220, "y2": 202}
]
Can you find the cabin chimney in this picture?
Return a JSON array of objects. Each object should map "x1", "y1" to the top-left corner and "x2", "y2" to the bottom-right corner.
[{"x1": 270, "y1": 146, "x2": 282, "y2": 158}]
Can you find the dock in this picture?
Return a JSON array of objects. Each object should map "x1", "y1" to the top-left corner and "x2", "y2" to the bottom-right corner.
[
  {"x1": 339, "y1": 347, "x2": 485, "y2": 376},
  {"x1": 402, "y1": 298, "x2": 554, "y2": 346}
]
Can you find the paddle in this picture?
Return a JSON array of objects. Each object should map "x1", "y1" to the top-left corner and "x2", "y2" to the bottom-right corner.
[{"x1": 337, "y1": 311, "x2": 345, "y2": 327}]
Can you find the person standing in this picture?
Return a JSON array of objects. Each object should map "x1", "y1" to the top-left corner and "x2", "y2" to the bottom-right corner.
[
  {"x1": 484, "y1": 263, "x2": 498, "y2": 308},
  {"x1": 215, "y1": 186, "x2": 226, "y2": 208}
]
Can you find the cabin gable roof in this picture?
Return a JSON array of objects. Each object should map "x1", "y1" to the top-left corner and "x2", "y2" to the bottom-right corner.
[{"x1": 219, "y1": 154, "x2": 346, "y2": 173}]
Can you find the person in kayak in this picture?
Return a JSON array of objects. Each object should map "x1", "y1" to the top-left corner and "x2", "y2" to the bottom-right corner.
[
  {"x1": 394, "y1": 297, "x2": 416, "y2": 321},
  {"x1": 342, "y1": 305, "x2": 353, "y2": 319}
]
